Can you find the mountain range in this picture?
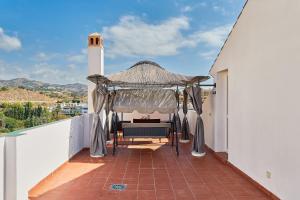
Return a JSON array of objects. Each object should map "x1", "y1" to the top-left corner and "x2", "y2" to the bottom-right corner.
[{"x1": 0, "y1": 78, "x2": 87, "y2": 96}]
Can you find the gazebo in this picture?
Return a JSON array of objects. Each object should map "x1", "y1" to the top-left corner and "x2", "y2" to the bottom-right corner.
[{"x1": 87, "y1": 60, "x2": 209, "y2": 157}]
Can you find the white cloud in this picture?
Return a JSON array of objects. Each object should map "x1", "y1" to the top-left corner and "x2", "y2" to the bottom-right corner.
[
  {"x1": 190, "y1": 24, "x2": 233, "y2": 47},
  {"x1": 213, "y1": 5, "x2": 221, "y2": 11},
  {"x1": 67, "y1": 49, "x2": 87, "y2": 63},
  {"x1": 36, "y1": 52, "x2": 48, "y2": 61},
  {"x1": 212, "y1": 5, "x2": 229, "y2": 16},
  {"x1": 180, "y1": 2, "x2": 207, "y2": 13},
  {"x1": 0, "y1": 66, "x2": 5, "y2": 76},
  {"x1": 102, "y1": 15, "x2": 232, "y2": 58},
  {"x1": 67, "y1": 64, "x2": 77, "y2": 69},
  {"x1": 0, "y1": 59, "x2": 28, "y2": 80},
  {"x1": 67, "y1": 54, "x2": 86, "y2": 63},
  {"x1": 199, "y1": 50, "x2": 218, "y2": 60},
  {"x1": 30, "y1": 62, "x2": 85, "y2": 84},
  {"x1": 0, "y1": 59, "x2": 85, "y2": 84},
  {"x1": 81, "y1": 48, "x2": 87, "y2": 55},
  {"x1": 181, "y1": 6, "x2": 192, "y2": 13},
  {"x1": 199, "y1": 2, "x2": 207, "y2": 7},
  {"x1": 0, "y1": 27, "x2": 22, "y2": 52},
  {"x1": 102, "y1": 16, "x2": 190, "y2": 58},
  {"x1": 34, "y1": 52, "x2": 58, "y2": 61},
  {"x1": 31, "y1": 63, "x2": 60, "y2": 79}
]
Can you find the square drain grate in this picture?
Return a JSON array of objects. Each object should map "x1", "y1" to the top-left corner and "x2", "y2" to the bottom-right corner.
[{"x1": 111, "y1": 184, "x2": 127, "y2": 191}]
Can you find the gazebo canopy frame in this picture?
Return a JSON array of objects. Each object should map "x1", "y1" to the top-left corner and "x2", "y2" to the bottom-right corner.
[
  {"x1": 87, "y1": 60, "x2": 210, "y2": 88},
  {"x1": 87, "y1": 60, "x2": 210, "y2": 157}
]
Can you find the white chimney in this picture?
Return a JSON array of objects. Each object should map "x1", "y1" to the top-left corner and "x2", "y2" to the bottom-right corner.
[{"x1": 88, "y1": 32, "x2": 104, "y2": 113}]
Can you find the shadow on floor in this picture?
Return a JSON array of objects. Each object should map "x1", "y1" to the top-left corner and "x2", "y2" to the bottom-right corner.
[{"x1": 29, "y1": 139, "x2": 271, "y2": 200}]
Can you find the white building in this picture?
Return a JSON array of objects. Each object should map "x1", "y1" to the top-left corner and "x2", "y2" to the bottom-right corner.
[{"x1": 204, "y1": 0, "x2": 300, "y2": 199}]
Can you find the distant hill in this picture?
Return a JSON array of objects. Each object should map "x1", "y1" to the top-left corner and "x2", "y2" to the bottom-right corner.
[
  {"x1": 0, "y1": 88, "x2": 56, "y2": 103},
  {"x1": 0, "y1": 78, "x2": 87, "y2": 96}
]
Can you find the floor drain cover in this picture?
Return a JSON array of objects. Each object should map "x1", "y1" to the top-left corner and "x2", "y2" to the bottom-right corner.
[{"x1": 111, "y1": 184, "x2": 127, "y2": 191}]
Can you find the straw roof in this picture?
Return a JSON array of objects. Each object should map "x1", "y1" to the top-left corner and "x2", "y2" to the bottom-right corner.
[{"x1": 87, "y1": 60, "x2": 209, "y2": 87}]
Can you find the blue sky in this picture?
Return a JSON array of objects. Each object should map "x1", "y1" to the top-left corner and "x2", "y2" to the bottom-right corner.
[{"x1": 0, "y1": 0, "x2": 245, "y2": 84}]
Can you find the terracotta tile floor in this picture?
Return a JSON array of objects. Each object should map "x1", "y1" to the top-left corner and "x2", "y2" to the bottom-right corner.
[{"x1": 29, "y1": 139, "x2": 271, "y2": 200}]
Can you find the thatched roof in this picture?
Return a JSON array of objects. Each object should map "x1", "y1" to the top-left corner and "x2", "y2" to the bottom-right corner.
[{"x1": 87, "y1": 60, "x2": 209, "y2": 87}]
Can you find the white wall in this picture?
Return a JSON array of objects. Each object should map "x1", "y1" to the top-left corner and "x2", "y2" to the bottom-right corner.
[
  {"x1": 83, "y1": 113, "x2": 93, "y2": 148},
  {"x1": 202, "y1": 92, "x2": 215, "y2": 150},
  {"x1": 210, "y1": 0, "x2": 300, "y2": 199},
  {"x1": 0, "y1": 137, "x2": 4, "y2": 200},
  {"x1": 88, "y1": 82, "x2": 96, "y2": 114},
  {"x1": 5, "y1": 114, "x2": 90, "y2": 200},
  {"x1": 214, "y1": 70, "x2": 228, "y2": 152}
]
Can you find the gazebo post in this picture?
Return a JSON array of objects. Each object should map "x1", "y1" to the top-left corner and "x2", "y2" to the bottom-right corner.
[
  {"x1": 175, "y1": 126, "x2": 179, "y2": 156},
  {"x1": 115, "y1": 112, "x2": 119, "y2": 146},
  {"x1": 112, "y1": 111, "x2": 118, "y2": 155},
  {"x1": 174, "y1": 85, "x2": 180, "y2": 156},
  {"x1": 180, "y1": 87, "x2": 190, "y2": 143},
  {"x1": 171, "y1": 113, "x2": 175, "y2": 147},
  {"x1": 112, "y1": 112, "x2": 115, "y2": 155}
]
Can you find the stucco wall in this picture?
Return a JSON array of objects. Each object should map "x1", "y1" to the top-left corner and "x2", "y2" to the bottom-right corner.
[
  {"x1": 5, "y1": 114, "x2": 89, "y2": 200},
  {"x1": 210, "y1": 0, "x2": 300, "y2": 199},
  {"x1": 202, "y1": 92, "x2": 215, "y2": 150},
  {"x1": 83, "y1": 113, "x2": 93, "y2": 148},
  {"x1": 214, "y1": 71, "x2": 228, "y2": 152}
]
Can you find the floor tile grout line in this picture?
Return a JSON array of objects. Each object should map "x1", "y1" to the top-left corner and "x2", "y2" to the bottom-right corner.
[
  {"x1": 173, "y1": 145, "x2": 197, "y2": 200},
  {"x1": 137, "y1": 149, "x2": 141, "y2": 200},
  {"x1": 102, "y1": 147, "x2": 120, "y2": 192},
  {"x1": 121, "y1": 146, "x2": 130, "y2": 197},
  {"x1": 185, "y1": 149, "x2": 242, "y2": 199},
  {"x1": 164, "y1": 143, "x2": 177, "y2": 200},
  {"x1": 185, "y1": 153, "x2": 208, "y2": 199},
  {"x1": 151, "y1": 151, "x2": 158, "y2": 200},
  {"x1": 29, "y1": 141, "x2": 272, "y2": 200}
]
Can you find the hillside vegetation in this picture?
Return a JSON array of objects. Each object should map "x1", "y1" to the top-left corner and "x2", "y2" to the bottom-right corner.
[
  {"x1": 0, "y1": 78, "x2": 87, "y2": 96},
  {"x1": 0, "y1": 88, "x2": 56, "y2": 103},
  {"x1": 0, "y1": 102, "x2": 68, "y2": 134}
]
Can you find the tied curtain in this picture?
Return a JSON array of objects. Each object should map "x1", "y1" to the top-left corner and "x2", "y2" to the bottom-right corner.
[
  {"x1": 181, "y1": 89, "x2": 190, "y2": 141},
  {"x1": 186, "y1": 86, "x2": 205, "y2": 155},
  {"x1": 111, "y1": 112, "x2": 119, "y2": 133},
  {"x1": 104, "y1": 93, "x2": 111, "y2": 141},
  {"x1": 90, "y1": 84, "x2": 108, "y2": 157},
  {"x1": 173, "y1": 89, "x2": 181, "y2": 132},
  {"x1": 110, "y1": 91, "x2": 119, "y2": 134}
]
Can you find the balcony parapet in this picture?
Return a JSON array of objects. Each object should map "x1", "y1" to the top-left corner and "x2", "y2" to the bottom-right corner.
[{"x1": 2, "y1": 114, "x2": 92, "y2": 200}]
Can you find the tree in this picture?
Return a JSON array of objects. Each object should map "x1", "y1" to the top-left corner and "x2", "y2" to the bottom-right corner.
[
  {"x1": 36, "y1": 105, "x2": 43, "y2": 117},
  {"x1": 24, "y1": 102, "x2": 33, "y2": 119},
  {"x1": 0, "y1": 87, "x2": 9, "y2": 91},
  {"x1": 52, "y1": 104, "x2": 61, "y2": 120},
  {"x1": 4, "y1": 116, "x2": 24, "y2": 131}
]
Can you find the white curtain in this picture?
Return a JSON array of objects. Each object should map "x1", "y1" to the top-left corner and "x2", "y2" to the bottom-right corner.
[{"x1": 113, "y1": 89, "x2": 177, "y2": 114}]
